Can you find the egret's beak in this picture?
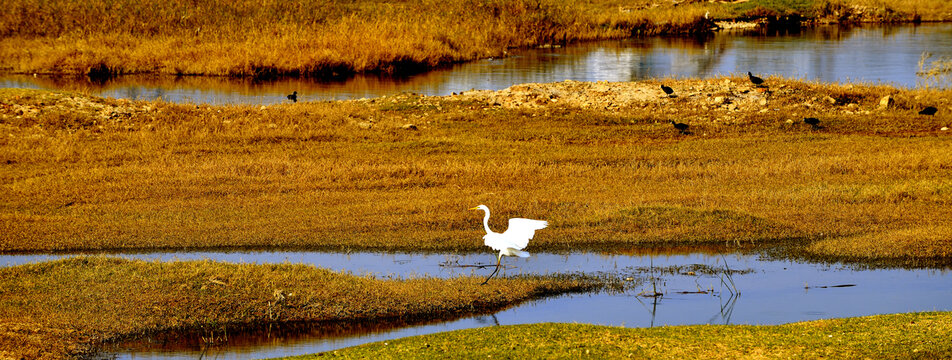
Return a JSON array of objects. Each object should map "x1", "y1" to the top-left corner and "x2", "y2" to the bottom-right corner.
[{"x1": 468, "y1": 206, "x2": 480, "y2": 210}]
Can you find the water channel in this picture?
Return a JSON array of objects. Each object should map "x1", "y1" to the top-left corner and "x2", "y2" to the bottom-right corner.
[
  {"x1": 2, "y1": 23, "x2": 951, "y2": 105},
  {"x1": 4, "y1": 250, "x2": 951, "y2": 359}
]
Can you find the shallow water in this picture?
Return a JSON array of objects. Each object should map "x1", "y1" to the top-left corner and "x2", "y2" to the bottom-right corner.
[
  {"x1": 3, "y1": 24, "x2": 950, "y2": 105},
  {"x1": 5, "y1": 250, "x2": 951, "y2": 359}
]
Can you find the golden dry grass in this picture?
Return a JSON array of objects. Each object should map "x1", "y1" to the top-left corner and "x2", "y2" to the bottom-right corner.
[
  {"x1": 0, "y1": 257, "x2": 598, "y2": 360},
  {"x1": 808, "y1": 225, "x2": 952, "y2": 260},
  {"x1": 282, "y1": 312, "x2": 952, "y2": 359},
  {"x1": 5, "y1": 0, "x2": 949, "y2": 78},
  {"x1": 1, "y1": 77, "x2": 951, "y2": 264},
  {"x1": 0, "y1": 0, "x2": 716, "y2": 78}
]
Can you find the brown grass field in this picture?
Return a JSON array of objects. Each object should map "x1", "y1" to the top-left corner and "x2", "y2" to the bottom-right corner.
[
  {"x1": 3, "y1": 1, "x2": 952, "y2": 358},
  {"x1": 2, "y1": 0, "x2": 951, "y2": 78},
  {"x1": 1, "y1": 77, "x2": 950, "y2": 266}
]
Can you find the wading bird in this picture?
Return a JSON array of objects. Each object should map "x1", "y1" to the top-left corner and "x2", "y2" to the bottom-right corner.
[
  {"x1": 747, "y1": 72, "x2": 765, "y2": 86},
  {"x1": 661, "y1": 84, "x2": 674, "y2": 97},
  {"x1": 470, "y1": 205, "x2": 547, "y2": 285},
  {"x1": 287, "y1": 91, "x2": 298, "y2": 103},
  {"x1": 670, "y1": 120, "x2": 690, "y2": 134},
  {"x1": 919, "y1": 106, "x2": 938, "y2": 116}
]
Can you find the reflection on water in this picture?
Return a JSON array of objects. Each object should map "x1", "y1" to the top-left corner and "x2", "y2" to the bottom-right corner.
[
  {"x1": 109, "y1": 313, "x2": 495, "y2": 360},
  {"x1": 5, "y1": 250, "x2": 951, "y2": 360},
  {"x1": 3, "y1": 24, "x2": 950, "y2": 105}
]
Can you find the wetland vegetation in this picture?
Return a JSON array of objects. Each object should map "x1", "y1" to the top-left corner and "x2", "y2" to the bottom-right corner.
[
  {"x1": 2, "y1": 74, "x2": 951, "y2": 357},
  {"x1": 2, "y1": 0, "x2": 952, "y2": 78},
  {"x1": 0, "y1": 257, "x2": 600, "y2": 359},
  {"x1": 277, "y1": 312, "x2": 952, "y2": 359},
  {"x1": 3, "y1": 1, "x2": 952, "y2": 358},
  {"x1": 2, "y1": 77, "x2": 950, "y2": 264}
]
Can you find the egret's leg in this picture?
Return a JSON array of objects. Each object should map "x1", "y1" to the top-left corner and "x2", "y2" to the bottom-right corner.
[{"x1": 481, "y1": 254, "x2": 503, "y2": 285}]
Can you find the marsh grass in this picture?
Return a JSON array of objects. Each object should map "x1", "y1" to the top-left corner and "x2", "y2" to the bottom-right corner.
[
  {"x1": 0, "y1": 257, "x2": 599, "y2": 359},
  {"x1": 918, "y1": 52, "x2": 952, "y2": 88},
  {"x1": 0, "y1": 0, "x2": 715, "y2": 78},
  {"x1": 737, "y1": 0, "x2": 952, "y2": 22},
  {"x1": 1, "y1": 77, "x2": 951, "y2": 263},
  {"x1": 278, "y1": 312, "x2": 952, "y2": 359},
  {"x1": 3, "y1": 1, "x2": 950, "y2": 78}
]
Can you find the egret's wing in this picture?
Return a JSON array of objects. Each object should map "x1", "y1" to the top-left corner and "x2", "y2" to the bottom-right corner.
[{"x1": 502, "y1": 218, "x2": 548, "y2": 250}]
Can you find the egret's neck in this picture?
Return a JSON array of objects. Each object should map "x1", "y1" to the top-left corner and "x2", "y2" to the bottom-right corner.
[{"x1": 481, "y1": 210, "x2": 493, "y2": 234}]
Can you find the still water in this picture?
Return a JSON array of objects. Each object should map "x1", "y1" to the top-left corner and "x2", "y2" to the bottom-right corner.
[
  {"x1": 4, "y1": 250, "x2": 951, "y2": 359},
  {"x1": 2, "y1": 24, "x2": 951, "y2": 105}
]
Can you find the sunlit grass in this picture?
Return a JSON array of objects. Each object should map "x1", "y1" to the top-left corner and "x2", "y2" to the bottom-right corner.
[
  {"x1": 0, "y1": 0, "x2": 715, "y2": 77},
  {"x1": 0, "y1": 257, "x2": 599, "y2": 359},
  {"x1": 1, "y1": 77, "x2": 950, "y2": 264},
  {"x1": 277, "y1": 312, "x2": 952, "y2": 359},
  {"x1": 4, "y1": 0, "x2": 948, "y2": 77}
]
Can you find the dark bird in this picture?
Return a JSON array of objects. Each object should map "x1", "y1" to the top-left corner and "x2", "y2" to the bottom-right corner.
[
  {"x1": 287, "y1": 91, "x2": 298, "y2": 103},
  {"x1": 803, "y1": 117, "x2": 821, "y2": 129},
  {"x1": 747, "y1": 72, "x2": 765, "y2": 86},
  {"x1": 670, "y1": 120, "x2": 690, "y2": 134},
  {"x1": 919, "y1": 106, "x2": 938, "y2": 116},
  {"x1": 661, "y1": 84, "x2": 674, "y2": 96}
]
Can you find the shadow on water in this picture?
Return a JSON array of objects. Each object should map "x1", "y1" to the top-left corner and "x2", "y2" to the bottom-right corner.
[
  {"x1": 3, "y1": 23, "x2": 950, "y2": 105},
  {"x1": 5, "y1": 249, "x2": 951, "y2": 359},
  {"x1": 97, "y1": 309, "x2": 508, "y2": 360}
]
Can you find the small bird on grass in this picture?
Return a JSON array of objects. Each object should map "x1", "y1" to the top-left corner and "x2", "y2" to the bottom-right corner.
[
  {"x1": 747, "y1": 72, "x2": 765, "y2": 86},
  {"x1": 670, "y1": 120, "x2": 690, "y2": 135},
  {"x1": 470, "y1": 205, "x2": 547, "y2": 285},
  {"x1": 661, "y1": 84, "x2": 674, "y2": 97},
  {"x1": 803, "y1": 117, "x2": 821, "y2": 129},
  {"x1": 287, "y1": 91, "x2": 298, "y2": 103},
  {"x1": 919, "y1": 106, "x2": 938, "y2": 116}
]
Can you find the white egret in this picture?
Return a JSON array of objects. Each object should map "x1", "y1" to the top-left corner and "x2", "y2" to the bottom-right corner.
[{"x1": 470, "y1": 205, "x2": 548, "y2": 285}]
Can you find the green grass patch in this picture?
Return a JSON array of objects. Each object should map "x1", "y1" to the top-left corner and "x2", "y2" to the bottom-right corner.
[{"x1": 276, "y1": 312, "x2": 952, "y2": 359}]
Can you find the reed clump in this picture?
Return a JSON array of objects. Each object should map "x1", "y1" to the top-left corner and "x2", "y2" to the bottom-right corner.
[
  {"x1": 1, "y1": 77, "x2": 950, "y2": 264},
  {"x1": 0, "y1": 257, "x2": 598, "y2": 359}
]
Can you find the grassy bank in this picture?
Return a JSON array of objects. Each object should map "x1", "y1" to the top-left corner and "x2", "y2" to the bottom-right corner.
[
  {"x1": 2, "y1": 0, "x2": 951, "y2": 78},
  {"x1": 0, "y1": 0, "x2": 715, "y2": 78},
  {"x1": 0, "y1": 257, "x2": 598, "y2": 359},
  {"x1": 278, "y1": 312, "x2": 952, "y2": 359},
  {"x1": 1, "y1": 77, "x2": 950, "y2": 264}
]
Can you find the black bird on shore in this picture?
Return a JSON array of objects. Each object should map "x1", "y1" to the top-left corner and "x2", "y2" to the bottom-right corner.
[
  {"x1": 661, "y1": 84, "x2": 674, "y2": 97},
  {"x1": 919, "y1": 106, "x2": 938, "y2": 116},
  {"x1": 803, "y1": 117, "x2": 821, "y2": 129},
  {"x1": 747, "y1": 72, "x2": 765, "y2": 86},
  {"x1": 670, "y1": 120, "x2": 690, "y2": 134},
  {"x1": 287, "y1": 91, "x2": 298, "y2": 103}
]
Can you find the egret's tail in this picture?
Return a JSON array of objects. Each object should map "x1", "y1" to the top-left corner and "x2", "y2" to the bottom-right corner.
[{"x1": 510, "y1": 249, "x2": 530, "y2": 258}]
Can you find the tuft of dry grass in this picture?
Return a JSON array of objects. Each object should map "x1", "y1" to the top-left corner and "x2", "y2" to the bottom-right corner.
[
  {"x1": 918, "y1": 52, "x2": 952, "y2": 88},
  {"x1": 1, "y1": 77, "x2": 951, "y2": 263},
  {"x1": 0, "y1": 257, "x2": 598, "y2": 360}
]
